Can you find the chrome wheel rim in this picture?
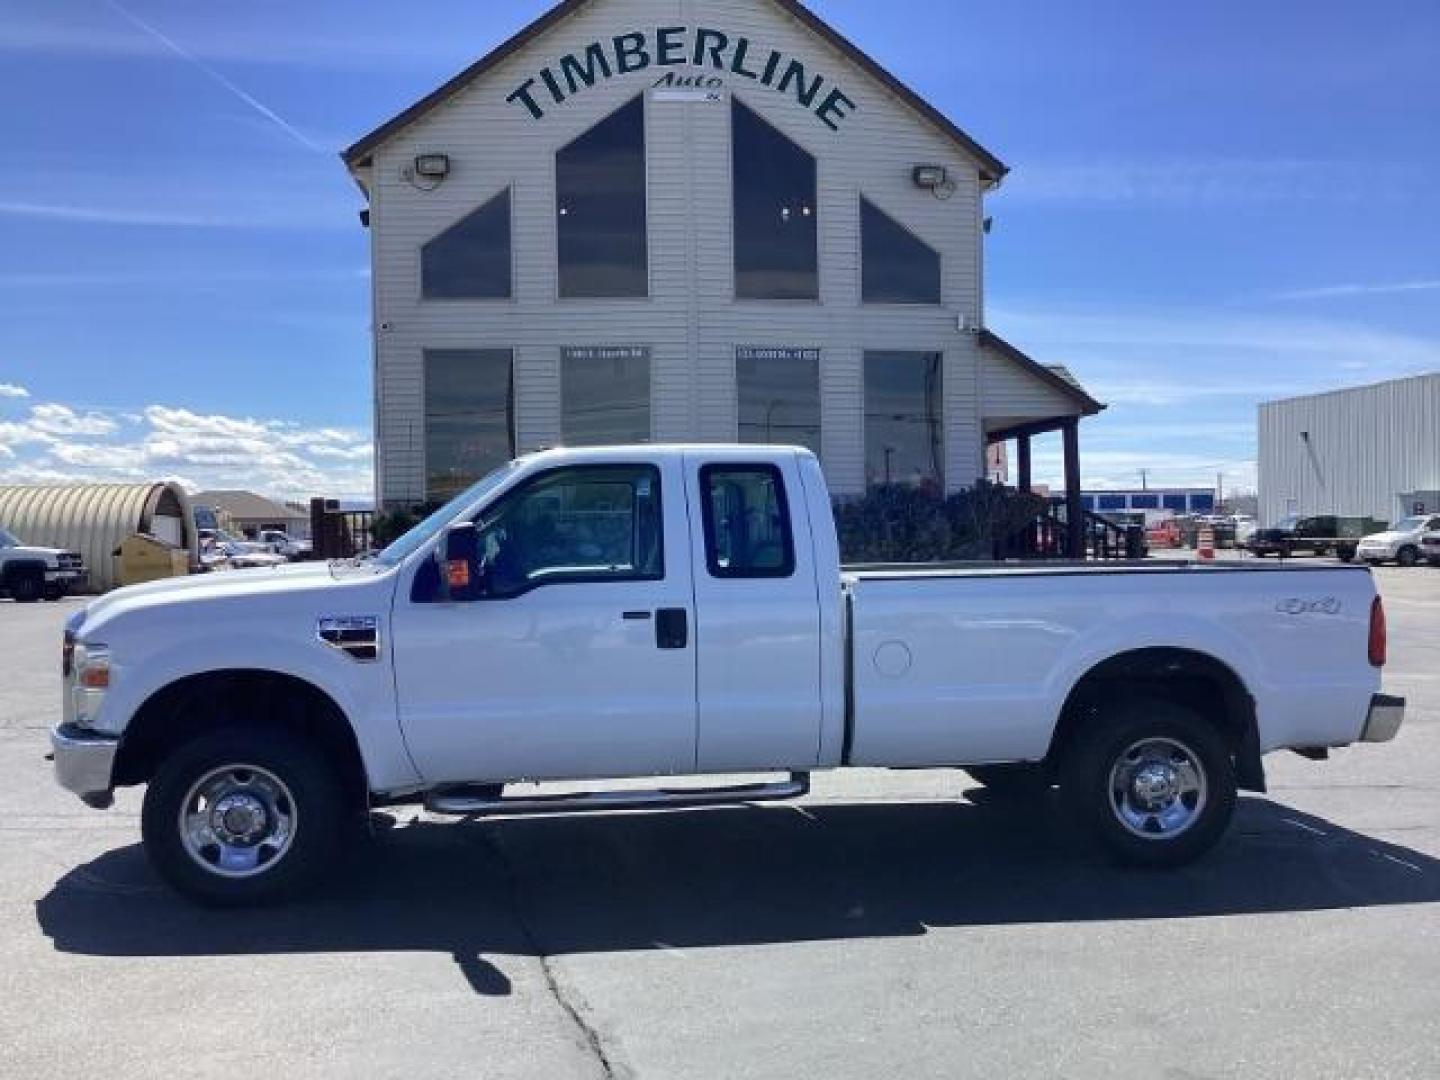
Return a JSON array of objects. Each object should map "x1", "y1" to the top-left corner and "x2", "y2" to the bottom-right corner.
[
  {"x1": 178, "y1": 764, "x2": 297, "y2": 878},
  {"x1": 1107, "y1": 737, "x2": 1207, "y2": 840}
]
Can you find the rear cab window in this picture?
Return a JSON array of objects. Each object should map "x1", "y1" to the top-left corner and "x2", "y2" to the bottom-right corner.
[{"x1": 699, "y1": 464, "x2": 795, "y2": 579}]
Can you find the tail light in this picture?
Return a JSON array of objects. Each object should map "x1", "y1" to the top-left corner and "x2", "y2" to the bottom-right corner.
[{"x1": 1368, "y1": 596, "x2": 1387, "y2": 668}]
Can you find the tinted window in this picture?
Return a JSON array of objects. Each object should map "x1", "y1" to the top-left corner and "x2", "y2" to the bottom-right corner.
[
  {"x1": 1098, "y1": 494, "x2": 1126, "y2": 511},
  {"x1": 1163, "y1": 493, "x2": 1188, "y2": 512},
  {"x1": 1190, "y1": 492, "x2": 1216, "y2": 512},
  {"x1": 737, "y1": 350, "x2": 821, "y2": 457},
  {"x1": 476, "y1": 465, "x2": 662, "y2": 598},
  {"x1": 1131, "y1": 494, "x2": 1159, "y2": 509},
  {"x1": 701, "y1": 464, "x2": 795, "y2": 578},
  {"x1": 557, "y1": 96, "x2": 648, "y2": 297},
  {"x1": 562, "y1": 348, "x2": 650, "y2": 445},
  {"x1": 861, "y1": 197, "x2": 940, "y2": 304},
  {"x1": 733, "y1": 100, "x2": 817, "y2": 300},
  {"x1": 864, "y1": 351, "x2": 943, "y2": 489},
  {"x1": 425, "y1": 349, "x2": 514, "y2": 501},
  {"x1": 422, "y1": 189, "x2": 511, "y2": 298}
]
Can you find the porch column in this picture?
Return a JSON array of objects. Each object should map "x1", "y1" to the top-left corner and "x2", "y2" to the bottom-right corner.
[
  {"x1": 1016, "y1": 435, "x2": 1033, "y2": 493},
  {"x1": 1063, "y1": 418, "x2": 1084, "y2": 558}
]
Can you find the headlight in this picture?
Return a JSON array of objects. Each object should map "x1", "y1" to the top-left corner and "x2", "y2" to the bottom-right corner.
[{"x1": 70, "y1": 643, "x2": 110, "y2": 728}]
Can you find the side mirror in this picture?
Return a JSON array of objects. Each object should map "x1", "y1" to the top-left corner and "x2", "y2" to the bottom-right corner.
[{"x1": 436, "y1": 522, "x2": 480, "y2": 601}]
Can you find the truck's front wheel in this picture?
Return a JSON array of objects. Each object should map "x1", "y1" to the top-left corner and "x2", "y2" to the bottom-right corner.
[
  {"x1": 1061, "y1": 699, "x2": 1236, "y2": 868},
  {"x1": 141, "y1": 727, "x2": 346, "y2": 906}
]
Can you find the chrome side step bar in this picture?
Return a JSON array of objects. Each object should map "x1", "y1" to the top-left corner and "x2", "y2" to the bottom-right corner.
[{"x1": 425, "y1": 773, "x2": 810, "y2": 817}]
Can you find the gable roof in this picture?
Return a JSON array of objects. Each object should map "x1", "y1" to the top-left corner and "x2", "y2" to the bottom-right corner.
[
  {"x1": 341, "y1": 0, "x2": 1007, "y2": 185},
  {"x1": 978, "y1": 330, "x2": 1106, "y2": 416}
]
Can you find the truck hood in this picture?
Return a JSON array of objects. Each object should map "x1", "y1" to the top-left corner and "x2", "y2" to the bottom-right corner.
[
  {"x1": 1360, "y1": 530, "x2": 1409, "y2": 545},
  {"x1": 78, "y1": 560, "x2": 372, "y2": 628},
  {"x1": 4, "y1": 544, "x2": 70, "y2": 561}
]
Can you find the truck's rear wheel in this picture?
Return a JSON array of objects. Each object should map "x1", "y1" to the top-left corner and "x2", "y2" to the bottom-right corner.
[
  {"x1": 1396, "y1": 545, "x2": 1419, "y2": 568},
  {"x1": 141, "y1": 726, "x2": 346, "y2": 906},
  {"x1": 1061, "y1": 699, "x2": 1236, "y2": 867}
]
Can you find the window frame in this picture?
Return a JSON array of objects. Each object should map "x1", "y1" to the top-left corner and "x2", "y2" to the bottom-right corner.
[
  {"x1": 554, "y1": 94, "x2": 652, "y2": 301},
  {"x1": 730, "y1": 96, "x2": 820, "y2": 303},
  {"x1": 419, "y1": 187, "x2": 516, "y2": 302},
  {"x1": 698, "y1": 462, "x2": 797, "y2": 580},
  {"x1": 422, "y1": 347, "x2": 517, "y2": 504},
  {"x1": 859, "y1": 195, "x2": 943, "y2": 306},
  {"x1": 467, "y1": 463, "x2": 666, "y2": 601}
]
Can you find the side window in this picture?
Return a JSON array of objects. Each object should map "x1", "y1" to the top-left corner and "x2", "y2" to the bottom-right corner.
[
  {"x1": 422, "y1": 189, "x2": 512, "y2": 299},
  {"x1": 476, "y1": 465, "x2": 662, "y2": 598},
  {"x1": 700, "y1": 464, "x2": 795, "y2": 579}
]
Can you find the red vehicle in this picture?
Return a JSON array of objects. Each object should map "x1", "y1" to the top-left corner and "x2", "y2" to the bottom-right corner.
[{"x1": 1146, "y1": 518, "x2": 1182, "y2": 549}]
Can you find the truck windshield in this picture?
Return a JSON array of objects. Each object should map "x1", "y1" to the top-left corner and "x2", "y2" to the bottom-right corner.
[
  {"x1": 0, "y1": 527, "x2": 17, "y2": 547},
  {"x1": 1273, "y1": 515, "x2": 1300, "y2": 531},
  {"x1": 374, "y1": 463, "x2": 519, "y2": 568},
  {"x1": 1392, "y1": 516, "x2": 1428, "y2": 532}
]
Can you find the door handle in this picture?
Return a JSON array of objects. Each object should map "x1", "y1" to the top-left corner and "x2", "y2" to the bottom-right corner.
[{"x1": 655, "y1": 608, "x2": 688, "y2": 650}]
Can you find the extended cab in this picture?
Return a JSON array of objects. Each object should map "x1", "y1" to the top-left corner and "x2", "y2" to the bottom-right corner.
[
  {"x1": 50, "y1": 446, "x2": 1406, "y2": 904},
  {"x1": 1, "y1": 526, "x2": 86, "y2": 602}
]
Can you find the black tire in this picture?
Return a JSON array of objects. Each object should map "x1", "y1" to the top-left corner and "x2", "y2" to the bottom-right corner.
[
  {"x1": 1429, "y1": 558, "x2": 1440, "y2": 568},
  {"x1": 141, "y1": 726, "x2": 347, "y2": 906},
  {"x1": 7, "y1": 569, "x2": 42, "y2": 603},
  {"x1": 967, "y1": 763, "x2": 1052, "y2": 799},
  {"x1": 42, "y1": 582, "x2": 65, "y2": 601},
  {"x1": 1337, "y1": 547, "x2": 1355, "y2": 563},
  {"x1": 1060, "y1": 698, "x2": 1237, "y2": 868},
  {"x1": 1396, "y1": 545, "x2": 1419, "y2": 568}
]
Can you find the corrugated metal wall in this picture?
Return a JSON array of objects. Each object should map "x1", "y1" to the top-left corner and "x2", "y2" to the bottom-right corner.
[
  {"x1": 0, "y1": 483, "x2": 197, "y2": 592},
  {"x1": 1258, "y1": 373, "x2": 1440, "y2": 525},
  {"x1": 366, "y1": 0, "x2": 993, "y2": 506}
]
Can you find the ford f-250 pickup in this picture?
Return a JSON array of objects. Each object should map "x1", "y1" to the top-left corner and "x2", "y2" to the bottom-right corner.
[{"x1": 50, "y1": 446, "x2": 1406, "y2": 905}]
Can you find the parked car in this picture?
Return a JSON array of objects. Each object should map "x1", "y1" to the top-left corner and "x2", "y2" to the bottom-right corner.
[
  {"x1": 258, "y1": 530, "x2": 313, "y2": 559},
  {"x1": 1355, "y1": 514, "x2": 1440, "y2": 567},
  {"x1": 212, "y1": 541, "x2": 288, "y2": 570},
  {"x1": 0, "y1": 525, "x2": 86, "y2": 601},
  {"x1": 198, "y1": 528, "x2": 271, "y2": 556},
  {"x1": 50, "y1": 445, "x2": 1406, "y2": 905},
  {"x1": 1422, "y1": 528, "x2": 1440, "y2": 567},
  {"x1": 1246, "y1": 515, "x2": 1389, "y2": 561}
]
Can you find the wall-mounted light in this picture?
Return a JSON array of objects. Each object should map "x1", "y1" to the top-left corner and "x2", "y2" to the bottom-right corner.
[
  {"x1": 912, "y1": 165, "x2": 948, "y2": 190},
  {"x1": 414, "y1": 153, "x2": 451, "y2": 179}
]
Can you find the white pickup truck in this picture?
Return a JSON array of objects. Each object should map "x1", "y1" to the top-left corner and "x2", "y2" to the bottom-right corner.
[{"x1": 51, "y1": 446, "x2": 1406, "y2": 905}]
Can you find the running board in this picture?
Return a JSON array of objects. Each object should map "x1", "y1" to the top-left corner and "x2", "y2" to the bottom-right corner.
[{"x1": 424, "y1": 773, "x2": 810, "y2": 817}]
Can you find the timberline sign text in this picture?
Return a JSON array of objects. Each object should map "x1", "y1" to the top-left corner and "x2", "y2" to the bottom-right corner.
[{"x1": 506, "y1": 26, "x2": 857, "y2": 131}]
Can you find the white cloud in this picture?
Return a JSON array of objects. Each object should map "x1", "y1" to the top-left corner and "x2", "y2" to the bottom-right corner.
[
  {"x1": 0, "y1": 383, "x2": 29, "y2": 399},
  {"x1": 1000, "y1": 159, "x2": 1423, "y2": 206},
  {"x1": 0, "y1": 399, "x2": 373, "y2": 501},
  {"x1": 27, "y1": 403, "x2": 119, "y2": 437},
  {"x1": 1270, "y1": 280, "x2": 1440, "y2": 302}
]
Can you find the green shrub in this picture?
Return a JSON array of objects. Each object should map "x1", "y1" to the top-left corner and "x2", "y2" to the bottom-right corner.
[{"x1": 834, "y1": 482, "x2": 1046, "y2": 564}]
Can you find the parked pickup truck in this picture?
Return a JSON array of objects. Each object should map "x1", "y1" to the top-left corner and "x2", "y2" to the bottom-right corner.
[
  {"x1": 1, "y1": 526, "x2": 87, "y2": 602},
  {"x1": 1246, "y1": 514, "x2": 1388, "y2": 562},
  {"x1": 50, "y1": 446, "x2": 1406, "y2": 905}
]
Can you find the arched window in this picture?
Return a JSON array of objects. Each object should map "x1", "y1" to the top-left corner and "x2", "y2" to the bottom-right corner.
[
  {"x1": 421, "y1": 189, "x2": 512, "y2": 299},
  {"x1": 861, "y1": 197, "x2": 940, "y2": 304},
  {"x1": 556, "y1": 95, "x2": 648, "y2": 298},
  {"x1": 732, "y1": 99, "x2": 818, "y2": 300}
]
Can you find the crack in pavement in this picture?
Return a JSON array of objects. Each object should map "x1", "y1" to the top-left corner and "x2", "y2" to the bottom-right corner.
[{"x1": 462, "y1": 822, "x2": 627, "y2": 1080}]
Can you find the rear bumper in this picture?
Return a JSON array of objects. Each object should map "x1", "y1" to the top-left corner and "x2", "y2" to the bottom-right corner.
[
  {"x1": 50, "y1": 724, "x2": 117, "y2": 807},
  {"x1": 1361, "y1": 693, "x2": 1406, "y2": 743}
]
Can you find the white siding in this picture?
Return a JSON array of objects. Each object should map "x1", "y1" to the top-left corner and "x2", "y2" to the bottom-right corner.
[
  {"x1": 366, "y1": 0, "x2": 999, "y2": 504},
  {"x1": 1258, "y1": 373, "x2": 1440, "y2": 525}
]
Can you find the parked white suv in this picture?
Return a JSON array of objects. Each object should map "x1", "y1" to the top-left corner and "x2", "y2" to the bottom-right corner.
[
  {"x1": 1356, "y1": 515, "x2": 1440, "y2": 567},
  {"x1": 0, "y1": 526, "x2": 86, "y2": 602},
  {"x1": 1422, "y1": 528, "x2": 1440, "y2": 567}
]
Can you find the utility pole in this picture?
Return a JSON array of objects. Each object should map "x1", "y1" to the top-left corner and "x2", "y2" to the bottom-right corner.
[
  {"x1": 1216, "y1": 471, "x2": 1224, "y2": 513},
  {"x1": 1139, "y1": 468, "x2": 1149, "y2": 491}
]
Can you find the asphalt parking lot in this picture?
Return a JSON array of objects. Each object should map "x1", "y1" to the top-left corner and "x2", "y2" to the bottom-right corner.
[{"x1": 2, "y1": 565, "x2": 1437, "y2": 1079}]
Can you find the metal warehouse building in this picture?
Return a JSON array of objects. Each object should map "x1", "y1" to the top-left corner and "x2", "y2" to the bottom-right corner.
[
  {"x1": 0, "y1": 482, "x2": 198, "y2": 592},
  {"x1": 344, "y1": 0, "x2": 1104, "y2": 544},
  {"x1": 1258, "y1": 373, "x2": 1440, "y2": 526}
]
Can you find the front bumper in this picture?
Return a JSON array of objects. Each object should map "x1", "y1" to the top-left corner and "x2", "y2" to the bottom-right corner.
[
  {"x1": 50, "y1": 724, "x2": 118, "y2": 807},
  {"x1": 1361, "y1": 693, "x2": 1406, "y2": 743},
  {"x1": 1356, "y1": 546, "x2": 1393, "y2": 561}
]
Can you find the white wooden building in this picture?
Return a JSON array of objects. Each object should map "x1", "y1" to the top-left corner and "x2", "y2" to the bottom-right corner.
[{"x1": 344, "y1": 0, "x2": 1103, "y2": 538}]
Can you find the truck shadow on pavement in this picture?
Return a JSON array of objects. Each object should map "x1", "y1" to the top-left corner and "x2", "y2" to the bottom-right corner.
[{"x1": 36, "y1": 795, "x2": 1440, "y2": 996}]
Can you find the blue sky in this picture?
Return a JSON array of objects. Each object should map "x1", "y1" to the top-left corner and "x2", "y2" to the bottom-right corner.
[{"x1": 2, "y1": 0, "x2": 1437, "y2": 500}]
